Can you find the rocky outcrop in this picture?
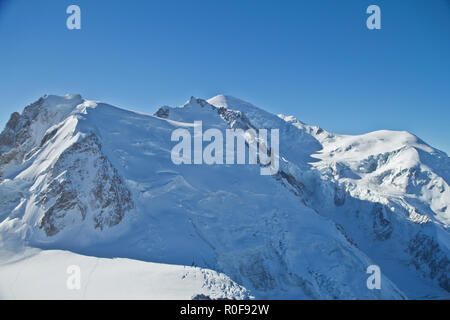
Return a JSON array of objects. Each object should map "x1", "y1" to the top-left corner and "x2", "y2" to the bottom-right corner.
[
  {"x1": 37, "y1": 133, "x2": 134, "y2": 236},
  {"x1": 408, "y1": 233, "x2": 450, "y2": 292},
  {"x1": 371, "y1": 203, "x2": 393, "y2": 240},
  {"x1": 0, "y1": 98, "x2": 44, "y2": 153},
  {"x1": 0, "y1": 98, "x2": 45, "y2": 177},
  {"x1": 154, "y1": 106, "x2": 170, "y2": 118}
]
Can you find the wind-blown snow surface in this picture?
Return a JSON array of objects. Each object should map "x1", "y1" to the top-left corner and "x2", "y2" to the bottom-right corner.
[
  {"x1": 0, "y1": 247, "x2": 249, "y2": 300},
  {"x1": 0, "y1": 94, "x2": 448, "y2": 299}
]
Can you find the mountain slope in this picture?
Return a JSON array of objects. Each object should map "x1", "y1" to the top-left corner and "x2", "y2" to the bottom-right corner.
[
  {"x1": 206, "y1": 95, "x2": 450, "y2": 297},
  {"x1": 0, "y1": 94, "x2": 448, "y2": 299}
]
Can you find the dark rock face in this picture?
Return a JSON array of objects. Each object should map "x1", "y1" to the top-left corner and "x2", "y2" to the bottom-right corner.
[
  {"x1": 192, "y1": 294, "x2": 213, "y2": 300},
  {"x1": 274, "y1": 170, "x2": 307, "y2": 201},
  {"x1": 39, "y1": 182, "x2": 86, "y2": 236},
  {"x1": 238, "y1": 253, "x2": 277, "y2": 291},
  {"x1": 372, "y1": 203, "x2": 393, "y2": 240},
  {"x1": 0, "y1": 98, "x2": 45, "y2": 153},
  {"x1": 37, "y1": 133, "x2": 134, "y2": 236},
  {"x1": 0, "y1": 98, "x2": 48, "y2": 179},
  {"x1": 0, "y1": 112, "x2": 22, "y2": 150},
  {"x1": 408, "y1": 233, "x2": 450, "y2": 292},
  {"x1": 217, "y1": 107, "x2": 256, "y2": 131},
  {"x1": 155, "y1": 107, "x2": 170, "y2": 119},
  {"x1": 333, "y1": 186, "x2": 347, "y2": 207},
  {"x1": 0, "y1": 96, "x2": 134, "y2": 236},
  {"x1": 39, "y1": 128, "x2": 59, "y2": 148},
  {"x1": 336, "y1": 224, "x2": 359, "y2": 248}
]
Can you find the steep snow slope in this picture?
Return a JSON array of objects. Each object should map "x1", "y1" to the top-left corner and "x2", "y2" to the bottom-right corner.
[
  {"x1": 0, "y1": 93, "x2": 448, "y2": 299},
  {"x1": 207, "y1": 95, "x2": 450, "y2": 298}
]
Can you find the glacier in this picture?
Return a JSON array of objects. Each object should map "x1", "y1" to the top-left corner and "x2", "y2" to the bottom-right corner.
[{"x1": 0, "y1": 93, "x2": 448, "y2": 299}]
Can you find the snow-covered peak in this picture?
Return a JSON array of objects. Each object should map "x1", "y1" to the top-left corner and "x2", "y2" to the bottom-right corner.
[
  {"x1": 207, "y1": 94, "x2": 270, "y2": 117},
  {"x1": 0, "y1": 93, "x2": 449, "y2": 299},
  {"x1": 318, "y1": 130, "x2": 436, "y2": 160},
  {"x1": 42, "y1": 93, "x2": 83, "y2": 104},
  {"x1": 208, "y1": 94, "x2": 253, "y2": 108},
  {"x1": 36, "y1": 94, "x2": 84, "y2": 115},
  {"x1": 278, "y1": 114, "x2": 299, "y2": 123}
]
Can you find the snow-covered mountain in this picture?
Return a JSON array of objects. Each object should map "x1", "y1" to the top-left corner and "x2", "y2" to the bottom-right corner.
[{"x1": 0, "y1": 94, "x2": 448, "y2": 299}]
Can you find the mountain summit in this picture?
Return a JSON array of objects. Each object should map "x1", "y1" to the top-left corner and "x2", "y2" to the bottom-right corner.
[{"x1": 0, "y1": 94, "x2": 448, "y2": 299}]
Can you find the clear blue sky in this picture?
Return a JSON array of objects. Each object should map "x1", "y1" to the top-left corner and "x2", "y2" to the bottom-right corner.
[{"x1": 0, "y1": 0, "x2": 449, "y2": 153}]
